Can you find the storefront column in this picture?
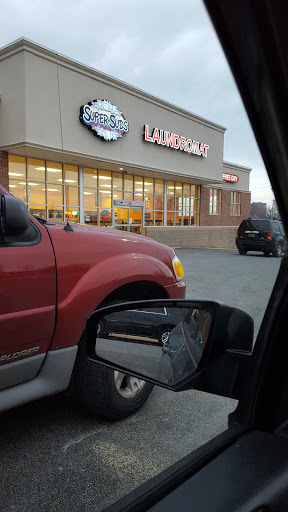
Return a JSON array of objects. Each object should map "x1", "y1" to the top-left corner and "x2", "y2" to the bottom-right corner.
[
  {"x1": 0, "y1": 151, "x2": 9, "y2": 190},
  {"x1": 79, "y1": 166, "x2": 84, "y2": 223}
]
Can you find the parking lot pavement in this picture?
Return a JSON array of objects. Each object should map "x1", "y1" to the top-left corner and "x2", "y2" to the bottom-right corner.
[{"x1": 0, "y1": 249, "x2": 281, "y2": 512}]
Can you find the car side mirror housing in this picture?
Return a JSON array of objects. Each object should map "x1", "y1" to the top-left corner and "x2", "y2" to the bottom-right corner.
[
  {"x1": 0, "y1": 195, "x2": 29, "y2": 235},
  {"x1": 86, "y1": 300, "x2": 254, "y2": 400}
]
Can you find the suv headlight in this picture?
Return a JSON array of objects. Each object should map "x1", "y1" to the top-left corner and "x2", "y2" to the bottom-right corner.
[{"x1": 172, "y1": 255, "x2": 184, "y2": 280}]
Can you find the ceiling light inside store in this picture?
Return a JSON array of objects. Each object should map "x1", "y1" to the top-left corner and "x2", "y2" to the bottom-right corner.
[
  {"x1": 135, "y1": 182, "x2": 143, "y2": 184},
  {"x1": 58, "y1": 179, "x2": 77, "y2": 183},
  {"x1": 47, "y1": 168, "x2": 62, "y2": 173},
  {"x1": 46, "y1": 189, "x2": 58, "y2": 192},
  {"x1": 99, "y1": 176, "x2": 112, "y2": 180},
  {"x1": 84, "y1": 192, "x2": 93, "y2": 195},
  {"x1": 135, "y1": 194, "x2": 142, "y2": 196},
  {"x1": 135, "y1": 189, "x2": 143, "y2": 191},
  {"x1": 119, "y1": 168, "x2": 124, "y2": 171},
  {"x1": 35, "y1": 167, "x2": 45, "y2": 171},
  {"x1": 9, "y1": 185, "x2": 17, "y2": 188},
  {"x1": 8, "y1": 172, "x2": 23, "y2": 176},
  {"x1": 100, "y1": 191, "x2": 111, "y2": 194},
  {"x1": 22, "y1": 182, "x2": 39, "y2": 186}
]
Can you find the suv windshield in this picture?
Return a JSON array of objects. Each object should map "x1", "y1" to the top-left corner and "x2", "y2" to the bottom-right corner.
[{"x1": 239, "y1": 220, "x2": 270, "y2": 232}]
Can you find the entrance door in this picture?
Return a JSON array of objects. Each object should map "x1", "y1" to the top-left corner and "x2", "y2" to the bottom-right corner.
[{"x1": 113, "y1": 205, "x2": 143, "y2": 234}]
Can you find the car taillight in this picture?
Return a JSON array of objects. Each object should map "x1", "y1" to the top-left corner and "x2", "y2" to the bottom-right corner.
[
  {"x1": 267, "y1": 232, "x2": 272, "y2": 240},
  {"x1": 236, "y1": 230, "x2": 239, "y2": 237}
]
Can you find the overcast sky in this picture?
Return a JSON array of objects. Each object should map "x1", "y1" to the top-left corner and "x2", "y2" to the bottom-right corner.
[{"x1": 0, "y1": 0, "x2": 274, "y2": 204}]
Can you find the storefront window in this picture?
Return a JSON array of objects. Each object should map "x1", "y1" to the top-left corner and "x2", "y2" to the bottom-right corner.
[
  {"x1": 155, "y1": 179, "x2": 164, "y2": 195},
  {"x1": 155, "y1": 211, "x2": 164, "y2": 226},
  {"x1": 183, "y1": 184, "x2": 190, "y2": 197},
  {"x1": 66, "y1": 185, "x2": 79, "y2": 207},
  {"x1": 124, "y1": 174, "x2": 133, "y2": 191},
  {"x1": 113, "y1": 173, "x2": 123, "y2": 191},
  {"x1": 64, "y1": 164, "x2": 79, "y2": 185},
  {"x1": 29, "y1": 205, "x2": 46, "y2": 219},
  {"x1": 231, "y1": 192, "x2": 241, "y2": 215},
  {"x1": 175, "y1": 212, "x2": 183, "y2": 226},
  {"x1": 144, "y1": 179, "x2": 154, "y2": 194},
  {"x1": 99, "y1": 190, "x2": 112, "y2": 208},
  {"x1": 134, "y1": 177, "x2": 143, "y2": 193},
  {"x1": 167, "y1": 211, "x2": 175, "y2": 226},
  {"x1": 124, "y1": 192, "x2": 134, "y2": 201},
  {"x1": 66, "y1": 208, "x2": 79, "y2": 222},
  {"x1": 8, "y1": 155, "x2": 26, "y2": 180},
  {"x1": 48, "y1": 207, "x2": 64, "y2": 220},
  {"x1": 113, "y1": 191, "x2": 123, "y2": 201},
  {"x1": 209, "y1": 189, "x2": 222, "y2": 215},
  {"x1": 84, "y1": 168, "x2": 98, "y2": 188},
  {"x1": 84, "y1": 209, "x2": 98, "y2": 225},
  {"x1": 29, "y1": 183, "x2": 46, "y2": 204},
  {"x1": 28, "y1": 159, "x2": 45, "y2": 182},
  {"x1": 100, "y1": 209, "x2": 112, "y2": 227},
  {"x1": 134, "y1": 194, "x2": 144, "y2": 202},
  {"x1": 175, "y1": 183, "x2": 183, "y2": 196},
  {"x1": 167, "y1": 182, "x2": 174, "y2": 195},
  {"x1": 145, "y1": 211, "x2": 154, "y2": 226},
  {"x1": 9, "y1": 180, "x2": 27, "y2": 203},
  {"x1": 47, "y1": 185, "x2": 63, "y2": 206},
  {"x1": 47, "y1": 161, "x2": 63, "y2": 184},
  {"x1": 167, "y1": 196, "x2": 175, "y2": 211},
  {"x1": 84, "y1": 188, "x2": 97, "y2": 208},
  {"x1": 154, "y1": 195, "x2": 164, "y2": 210}
]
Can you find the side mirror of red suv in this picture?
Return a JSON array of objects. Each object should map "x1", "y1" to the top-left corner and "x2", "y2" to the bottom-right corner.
[{"x1": 0, "y1": 195, "x2": 29, "y2": 235}]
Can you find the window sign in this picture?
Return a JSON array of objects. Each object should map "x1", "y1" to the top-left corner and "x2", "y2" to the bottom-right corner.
[
  {"x1": 143, "y1": 124, "x2": 209, "y2": 157},
  {"x1": 80, "y1": 100, "x2": 129, "y2": 141}
]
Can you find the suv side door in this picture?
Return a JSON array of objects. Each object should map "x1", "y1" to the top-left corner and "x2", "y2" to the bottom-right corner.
[{"x1": 0, "y1": 211, "x2": 57, "y2": 390}]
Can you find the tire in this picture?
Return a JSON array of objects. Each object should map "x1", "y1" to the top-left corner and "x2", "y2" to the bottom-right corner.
[
  {"x1": 72, "y1": 331, "x2": 153, "y2": 420},
  {"x1": 238, "y1": 248, "x2": 247, "y2": 255},
  {"x1": 273, "y1": 243, "x2": 282, "y2": 258}
]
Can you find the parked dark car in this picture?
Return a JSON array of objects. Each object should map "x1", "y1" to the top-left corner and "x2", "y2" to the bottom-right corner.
[
  {"x1": 98, "y1": 307, "x2": 195, "y2": 345},
  {"x1": 236, "y1": 218, "x2": 286, "y2": 257}
]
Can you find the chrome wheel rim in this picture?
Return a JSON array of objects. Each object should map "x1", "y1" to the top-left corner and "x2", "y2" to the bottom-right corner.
[
  {"x1": 161, "y1": 331, "x2": 170, "y2": 344},
  {"x1": 277, "y1": 245, "x2": 282, "y2": 257},
  {"x1": 114, "y1": 371, "x2": 146, "y2": 399}
]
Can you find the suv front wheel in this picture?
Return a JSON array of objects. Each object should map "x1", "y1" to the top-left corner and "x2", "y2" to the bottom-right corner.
[{"x1": 72, "y1": 331, "x2": 153, "y2": 420}]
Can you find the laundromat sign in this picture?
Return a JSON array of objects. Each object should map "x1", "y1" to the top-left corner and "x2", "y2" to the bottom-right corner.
[
  {"x1": 143, "y1": 124, "x2": 209, "y2": 157},
  {"x1": 80, "y1": 100, "x2": 129, "y2": 141}
]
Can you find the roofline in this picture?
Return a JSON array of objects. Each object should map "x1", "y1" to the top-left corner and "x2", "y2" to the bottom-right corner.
[
  {"x1": 0, "y1": 37, "x2": 227, "y2": 134},
  {"x1": 223, "y1": 160, "x2": 252, "y2": 173}
]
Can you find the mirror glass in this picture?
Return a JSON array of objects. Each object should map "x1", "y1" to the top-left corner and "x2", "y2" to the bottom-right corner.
[{"x1": 94, "y1": 306, "x2": 212, "y2": 386}]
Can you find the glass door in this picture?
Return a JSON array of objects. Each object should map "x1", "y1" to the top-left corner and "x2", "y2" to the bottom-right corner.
[{"x1": 114, "y1": 206, "x2": 143, "y2": 234}]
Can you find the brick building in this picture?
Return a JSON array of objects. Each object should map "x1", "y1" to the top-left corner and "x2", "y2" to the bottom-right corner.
[{"x1": 0, "y1": 38, "x2": 251, "y2": 247}]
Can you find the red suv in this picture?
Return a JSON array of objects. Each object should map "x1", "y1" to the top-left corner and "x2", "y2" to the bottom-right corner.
[{"x1": 0, "y1": 186, "x2": 185, "y2": 419}]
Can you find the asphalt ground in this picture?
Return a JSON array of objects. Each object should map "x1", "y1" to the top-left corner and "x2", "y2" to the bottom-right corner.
[{"x1": 0, "y1": 249, "x2": 281, "y2": 512}]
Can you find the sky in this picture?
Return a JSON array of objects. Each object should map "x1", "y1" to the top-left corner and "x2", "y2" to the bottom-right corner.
[{"x1": 0, "y1": 0, "x2": 274, "y2": 205}]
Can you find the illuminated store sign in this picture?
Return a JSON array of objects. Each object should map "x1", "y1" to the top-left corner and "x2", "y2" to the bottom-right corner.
[
  {"x1": 223, "y1": 173, "x2": 239, "y2": 183},
  {"x1": 80, "y1": 100, "x2": 129, "y2": 141},
  {"x1": 143, "y1": 124, "x2": 209, "y2": 157}
]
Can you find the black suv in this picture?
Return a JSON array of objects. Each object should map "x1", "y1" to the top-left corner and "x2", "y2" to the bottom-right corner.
[{"x1": 236, "y1": 218, "x2": 286, "y2": 257}]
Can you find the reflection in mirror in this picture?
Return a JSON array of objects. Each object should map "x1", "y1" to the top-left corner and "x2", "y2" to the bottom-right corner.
[{"x1": 95, "y1": 306, "x2": 212, "y2": 386}]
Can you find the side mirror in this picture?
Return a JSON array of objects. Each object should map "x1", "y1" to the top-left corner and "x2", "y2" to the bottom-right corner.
[
  {"x1": 0, "y1": 195, "x2": 29, "y2": 235},
  {"x1": 86, "y1": 300, "x2": 254, "y2": 399}
]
